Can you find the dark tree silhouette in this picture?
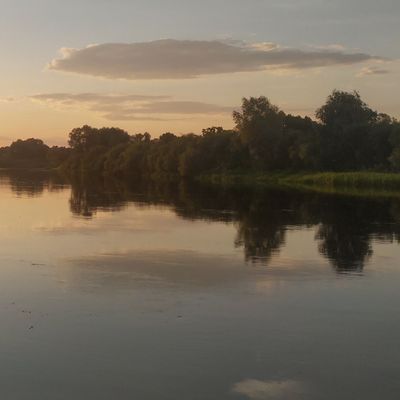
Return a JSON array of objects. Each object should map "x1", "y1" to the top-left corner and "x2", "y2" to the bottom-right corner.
[{"x1": 0, "y1": 90, "x2": 398, "y2": 177}]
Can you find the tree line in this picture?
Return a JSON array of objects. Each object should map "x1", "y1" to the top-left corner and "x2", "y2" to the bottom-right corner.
[{"x1": 1, "y1": 90, "x2": 399, "y2": 175}]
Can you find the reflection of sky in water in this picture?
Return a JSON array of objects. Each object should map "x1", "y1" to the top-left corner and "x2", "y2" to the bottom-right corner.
[
  {"x1": 0, "y1": 186, "x2": 236, "y2": 261},
  {"x1": 233, "y1": 379, "x2": 305, "y2": 400},
  {"x1": 1, "y1": 175, "x2": 400, "y2": 399}
]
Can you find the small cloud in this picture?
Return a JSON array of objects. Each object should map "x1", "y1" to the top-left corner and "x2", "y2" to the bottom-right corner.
[
  {"x1": 0, "y1": 97, "x2": 17, "y2": 103},
  {"x1": 30, "y1": 93, "x2": 168, "y2": 106},
  {"x1": 357, "y1": 66, "x2": 391, "y2": 77},
  {"x1": 47, "y1": 39, "x2": 383, "y2": 80},
  {"x1": 310, "y1": 43, "x2": 347, "y2": 51},
  {"x1": 30, "y1": 93, "x2": 233, "y2": 121},
  {"x1": 248, "y1": 42, "x2": 279, "y2": 51},
  {"x1": 232, "y1": 379, "x2": 305, "y2": 400}
]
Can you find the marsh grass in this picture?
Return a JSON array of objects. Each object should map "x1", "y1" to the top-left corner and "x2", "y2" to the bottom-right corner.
[
  {"x1": 199, "y1": 171, "x2": 400, "y2": 198},
  {"x1": 287, "y1": 172, "x2": 400, "y2": 189}
]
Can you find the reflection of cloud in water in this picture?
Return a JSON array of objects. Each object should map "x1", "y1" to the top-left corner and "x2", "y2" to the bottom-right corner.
[
  {"x1": 233, "y1": 379, "x2": 305, "y2": 400},
  {"x1": 61, "y1": 250, "x2": 332, "y2": 294},
  {"x1": 32, "y1": 205, "x2": 177, "y2": 235},
  {"x1": 64, "y1": 250, "x2": 250, "y2": 290}
]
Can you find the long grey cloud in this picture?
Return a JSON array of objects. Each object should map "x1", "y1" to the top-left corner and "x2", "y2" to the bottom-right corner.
[
  {"x1": 357, "y1": 66, "x2": 391, "y2": 77},
  {"x1": 47, "y1": 39, "x2": 383, "y2": 80},
  {"x1": 30, "y1": 93, "x2": 233, "y2": 121}
]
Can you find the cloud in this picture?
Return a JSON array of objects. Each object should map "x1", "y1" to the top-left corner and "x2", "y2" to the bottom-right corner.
[
  {"x1": 232, "y1": 379, "x2": 305, "y2": 400},
  {"x1": 0, "y1": 97, "x2": 17, "y2": 103},
  {"x1": 47, "y1": 39, "x2": 383, "y2": 80},
  {"x1": 357, "y1": 66, "x2": 391, "y2": 77},
  {"x1": 309, "y1": 43, "x2": 347, "y2": 51},
  {"x1": 30, "y1": 93, "x2": 233, "y2": 121},
  {"x1": 64, "y1": 250, "x2": 253, "y2": 290},
  {"x1": 31, "y1": 93, "x2": 168, "y2": 104}
]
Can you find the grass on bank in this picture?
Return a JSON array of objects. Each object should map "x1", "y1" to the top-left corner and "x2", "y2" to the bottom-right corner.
[{"x1": 199, "y1": 171, "x2": 400, "y2": 193}]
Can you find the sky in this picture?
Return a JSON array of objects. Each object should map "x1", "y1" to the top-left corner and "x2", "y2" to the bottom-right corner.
[{"x1": 0, "y1": 0, "x2": 399, "y2": 146}]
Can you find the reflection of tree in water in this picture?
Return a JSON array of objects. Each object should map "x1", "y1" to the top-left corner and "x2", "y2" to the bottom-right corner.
[
  {"x1": 234, "y1": 195, "x2": 293, "y2": 264},
  {"x1": 314, "y1": 197, "x2": 373, "y2": 273},
  {"x1": 69, "y1": 179, "x2": 292, "y2": 263},
  {"x1": 66, "y1": 177, "x2": 400, "y2": 272},
  {"x1": 0, "y1": 169, "x2": 66, "y2": 197},
  {"x1": 235, "y1": 223, "x2": 286, "y2": 264},
  {"x1": 233, "y1": 189, "x2": 325, "y2": 264},
  {"x1": 315, "y1": 197, "x2": 400, "y2": 273},
  {"x1": 69, "y1": 179, "x2": 128, "y2": 218},
  {"x1": 316, "y1": 224, "x2": 372, "y2": 273},
  {"x1": 6, "y1": 170, "x2": 399, "y2": 273}
]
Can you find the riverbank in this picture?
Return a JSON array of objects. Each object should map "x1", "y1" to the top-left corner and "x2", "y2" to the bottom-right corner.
[
  {"x1": 4, "y1": 166, "x2": 400, "y2": 198},
  {"x1": 199, "y1": 171, "x2": 400, "y2": 193}
]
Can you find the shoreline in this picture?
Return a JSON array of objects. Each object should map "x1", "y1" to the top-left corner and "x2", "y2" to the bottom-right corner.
[
  {"x1": 198, "y1": 171, "x2": 400, "y2": 197},
  {"x1": 4, "y1": 167, "x2": 400, "y2": 198}
]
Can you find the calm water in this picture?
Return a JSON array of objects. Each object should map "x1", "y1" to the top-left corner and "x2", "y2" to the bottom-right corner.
[{"x1": 1, "y1": 171, "x2": 400, "y2": 399}]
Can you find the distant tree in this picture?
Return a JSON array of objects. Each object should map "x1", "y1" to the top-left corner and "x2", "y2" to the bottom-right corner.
[
  {"x1": 68, "y1": 125, "x2": 130, "y2": 152},
  {"x1": 388, "y1": 120, "x2": 400, "y2": 170},
  {"x1": 316, "y1": 90, "x2": 377, "y2": 128},
  {"x1": 0, "y1": 138, "x2": 50, "y2": 168},
  {"x1": 202, "y1": 126, "x2": 225, "y2": 136},
  {"x1": 233, "y1": 96, "x2": 285, "y2": 169},
  {"x1": 158, "y1": 132, "x2": 177, "y2": 143},
  {"x1": 316, "y1": 91, "x2": 381, "y2": 170},
  {"x1": 131, "y1": 132, "x2": 151, "y2": 143},
  {"x1": 9, "y1": 138, "x2": 48, "y2": 159},
  {"x1": 47, "y1": 146, "x2": 71, "y2": 168},
  {"x1": 38, "y1": 91, "x2": 399, "y2": 176},
  {"x1": 284, "y1": 114, "x2": 320, "y2": 170}
]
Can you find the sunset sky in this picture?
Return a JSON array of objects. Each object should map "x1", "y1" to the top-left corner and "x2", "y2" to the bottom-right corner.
[{"x1": 0, "y1": 0, "x2": 399, "y2": 146}]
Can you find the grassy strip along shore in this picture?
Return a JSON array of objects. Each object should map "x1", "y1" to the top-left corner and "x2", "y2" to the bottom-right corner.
[{"x1": 199, "y1": 171, "x2": 400, "y2": 193}]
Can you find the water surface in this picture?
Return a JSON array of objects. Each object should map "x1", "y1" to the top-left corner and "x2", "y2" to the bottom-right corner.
[{"x1": 1, "y1": 171, "x2": 400, "y2": 399}]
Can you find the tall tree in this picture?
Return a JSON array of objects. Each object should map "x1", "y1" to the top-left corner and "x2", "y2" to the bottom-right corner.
[
  {"x1": 316, "y1": 91, "x2": 379, "y2": 170},
  {"x1": 233, "y1": 96, "x2": 286, "y2": 170}
]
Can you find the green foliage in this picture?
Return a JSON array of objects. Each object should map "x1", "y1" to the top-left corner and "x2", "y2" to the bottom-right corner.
[
  {"x1": 233, "y1": 96, "x2": 285, "y2": 169},
  {"x1": 0, "y1": 90, "x2": 398, "y2": 180},
  {"x1": 68, "y1": 125, "x2": 130, "y2": 151},
  {"x1": 0, "y1": 138, "x2": 69, "y2": 169},
  {"x1": 388, "y1": 121, "x2": 400, "y2": 170},
  {"x1": 316, "y1": 90, "x2": 377, "y2": 127},
  {"x1": 285, "y1": 172, "x2": 400, "y2": 190},
  {"x1": 315, "y1": 90, "x2": 390, "y2": 170}
]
